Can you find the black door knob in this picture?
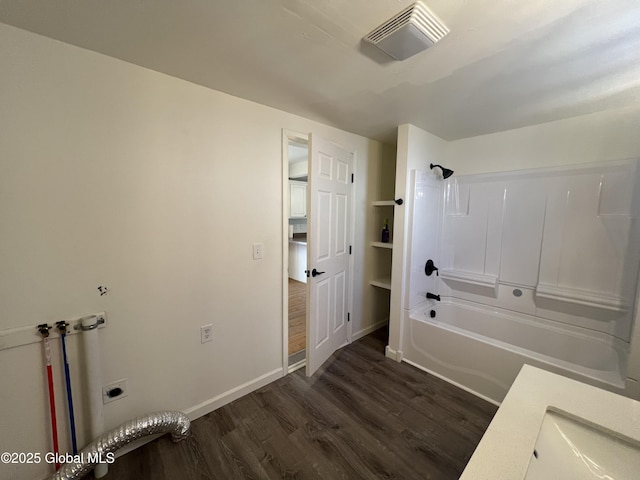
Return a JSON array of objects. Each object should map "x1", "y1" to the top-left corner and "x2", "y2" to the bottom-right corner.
[{"x1": 311, "y1": 268, "x2": 325, "y2": 277}]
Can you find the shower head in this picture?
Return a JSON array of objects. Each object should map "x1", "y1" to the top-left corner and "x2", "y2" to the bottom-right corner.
[{"x1": 430, "y1": 163, "x2": 454, "y2": 179}]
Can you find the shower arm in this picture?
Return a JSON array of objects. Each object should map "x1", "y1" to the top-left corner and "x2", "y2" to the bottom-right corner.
[{"x1": 46, "y1": 411, "x2": 190, "y2": 480}]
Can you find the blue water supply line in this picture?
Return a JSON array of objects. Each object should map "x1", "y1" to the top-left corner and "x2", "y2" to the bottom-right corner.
[{"x1": 56, "y1": 321, "x2": 78, "y2": 455}]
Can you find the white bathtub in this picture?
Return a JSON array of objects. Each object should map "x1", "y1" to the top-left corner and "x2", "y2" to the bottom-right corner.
[{"x1": 402, "y1": 299, "x2": 630, "y2": 403}]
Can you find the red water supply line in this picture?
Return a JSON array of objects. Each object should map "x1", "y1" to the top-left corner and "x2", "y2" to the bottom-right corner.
[{"x1": 38, "y1": 324, "x2": 60, "y2": 471}]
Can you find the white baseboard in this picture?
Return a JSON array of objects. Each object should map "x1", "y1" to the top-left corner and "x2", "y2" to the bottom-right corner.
[
  {"x1": 288, "y1": 358, "x2": 306, "y2": 373},
  {"x1": 385, "y1": 345, "x2": 403, "y2": 362},
  {"x1": 115, "y1": 367, "x2": 283, "y2": 458},
  {"x1": 185, "y1": 367, "x2": 283, "y2": 419},
  {"x1": 352, "y1": 319, "x2": 388, "y2": 342}
]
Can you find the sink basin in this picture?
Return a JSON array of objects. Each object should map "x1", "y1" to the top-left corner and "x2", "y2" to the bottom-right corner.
[{"x1": 525, "y1": 408, "x2": 640, "y2": 480}]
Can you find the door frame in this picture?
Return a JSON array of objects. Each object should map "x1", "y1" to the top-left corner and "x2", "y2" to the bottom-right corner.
[
  {"x1": 282, "y1": 129, "x2": 309, "y2": 376},
  {"x1": 281, "y1": 129, "x2": 356, "y2": 376}
]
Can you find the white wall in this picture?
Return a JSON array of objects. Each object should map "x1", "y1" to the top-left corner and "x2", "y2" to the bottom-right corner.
[
  {"x1": 447, "y1": 106, "x2": 640, "y2": 174},
  {"x1": 0, "y1": 23, "x2": 389, "y2": 480},
  {"x1": 388, "y1": 124, "x2": 447, "y2": 357}
]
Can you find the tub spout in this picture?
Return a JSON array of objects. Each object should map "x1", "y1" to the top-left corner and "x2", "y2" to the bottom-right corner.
[{"x1": 426, "y1": 292, "x2": 441, "y2": 301}]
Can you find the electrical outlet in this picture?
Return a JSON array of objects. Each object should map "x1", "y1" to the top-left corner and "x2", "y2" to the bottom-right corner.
[
  {"x1": 103, "y1": 379, "x2": 128, "y2": 405},
  {"x1": 201, "y1": 324, "x2": 213, "y2": 344},
  {"x1": 253, "y1": 243, "x2": 263, "y2": 260}
]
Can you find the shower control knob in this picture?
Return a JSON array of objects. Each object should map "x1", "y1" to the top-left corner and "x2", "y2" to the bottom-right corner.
[{"x1": 425, "y1": 259, "x2": 439, "y2": 276}]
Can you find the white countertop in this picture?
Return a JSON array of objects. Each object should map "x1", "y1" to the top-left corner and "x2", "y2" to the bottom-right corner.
[
  {"x1": 289, "y1": 233, "x2": 307, "y2": 245},
  {"x1": 460, "y1": 364, "x2": 640, "y2": 479}
]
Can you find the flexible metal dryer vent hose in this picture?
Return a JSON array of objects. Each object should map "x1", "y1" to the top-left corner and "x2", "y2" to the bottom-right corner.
[{"x1": 47, "y1": 410, "x2": 191, "y2": 480}]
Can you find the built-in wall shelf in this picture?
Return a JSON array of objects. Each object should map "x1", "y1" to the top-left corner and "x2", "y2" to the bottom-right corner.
[
  {"x1": 440, "y1": 269, "x2": 498, "y2": 297},
  {"x1": 535, "y1": 283, "x2": 627, "y2": 313},
  {"x1": 370, "y1": 278, "x2": 392, "y2": 290},
  {"x1": 368, "y1": 182, "x2": 397, "y2": 327}
]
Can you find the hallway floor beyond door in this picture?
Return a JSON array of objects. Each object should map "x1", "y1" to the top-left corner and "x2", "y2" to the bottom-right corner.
[{"x1": 288, "y1": 278, "x2": 306, "y2": 356}]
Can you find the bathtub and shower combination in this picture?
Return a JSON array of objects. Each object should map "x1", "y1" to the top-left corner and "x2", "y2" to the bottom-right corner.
[
  {"x1": 391, "y1": 161, "x2": 640, "y2": 404},
  {"x1": 405, "y1": 298, "x2": 630, "y2": 402}
]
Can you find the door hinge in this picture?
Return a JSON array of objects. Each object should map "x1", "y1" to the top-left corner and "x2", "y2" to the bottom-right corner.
[
  {"x1": 347, "y1": 312, "x2": 350, "y2": 322},
  {"x1": 351, "y1": 173, "x2": 354, "y2": 183},
  {"x1": 349, "y1": 245, "x2": 352, "y2": 255}
]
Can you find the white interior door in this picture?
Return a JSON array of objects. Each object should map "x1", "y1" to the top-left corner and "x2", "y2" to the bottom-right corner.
[{"x1": 306, "y1": 133, "x2": 352, "y2": 376}]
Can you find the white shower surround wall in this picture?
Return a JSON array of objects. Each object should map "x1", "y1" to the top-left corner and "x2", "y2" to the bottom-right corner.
[
  {"x1": 392, "y1": 159, "x2": 640, "y2": 404},
  {"x1": 440, "y1": 160, "x2": 640, "y2": 340}
]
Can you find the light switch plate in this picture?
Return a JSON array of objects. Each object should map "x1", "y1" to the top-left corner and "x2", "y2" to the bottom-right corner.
[
  {"x1": 253, "y1": 243, "x2": 263, "y2": 260},
  {"x1": 201, "y1": 324, "x2": 213, "y2": 343}
]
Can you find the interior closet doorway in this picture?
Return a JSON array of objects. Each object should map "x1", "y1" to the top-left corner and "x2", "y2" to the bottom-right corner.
[{"x1": 283, "y1": 131, "x2": 309, "y2": 369}]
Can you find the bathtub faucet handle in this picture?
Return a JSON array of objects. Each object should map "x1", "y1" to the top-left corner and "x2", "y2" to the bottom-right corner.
[
  {"x1": 426, "y1": 292, "x2": 441, "y2": 301},
  {"x1": 425, "y1": 259, "x2": 439, "y2": 276}
]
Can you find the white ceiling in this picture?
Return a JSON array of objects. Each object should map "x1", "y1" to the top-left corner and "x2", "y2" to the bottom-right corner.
[{"x1": 1, "y1": 0, "x2": 639, "y2": 143}]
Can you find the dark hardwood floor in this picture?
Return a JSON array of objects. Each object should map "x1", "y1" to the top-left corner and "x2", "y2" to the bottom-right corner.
[{"x1": 94, "y1": 328, "x2": 497, "y2": 479}]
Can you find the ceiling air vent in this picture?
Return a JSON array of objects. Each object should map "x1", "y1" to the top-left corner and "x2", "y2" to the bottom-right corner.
[{"x1": 363, "y1": 1, "x2": 449, "y2": 61}]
